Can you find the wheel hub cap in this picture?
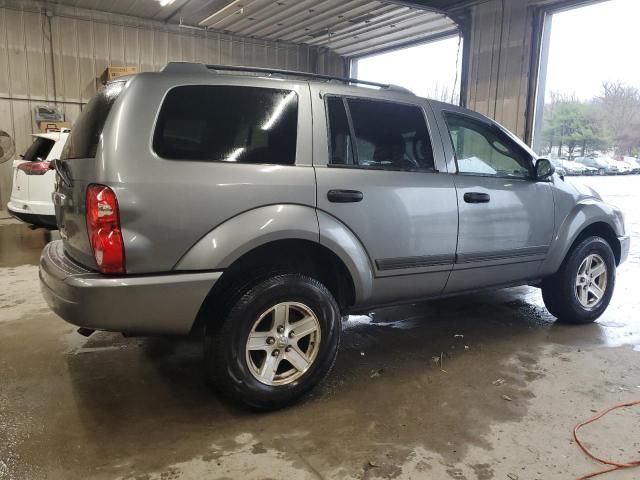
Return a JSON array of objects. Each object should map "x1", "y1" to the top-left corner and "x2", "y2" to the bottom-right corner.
[{"x1": 276, "y1": 335, "x2": 288, "y2": 349}]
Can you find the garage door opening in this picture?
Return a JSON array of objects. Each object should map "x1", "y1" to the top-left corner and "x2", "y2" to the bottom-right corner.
[
  {"x1": 532, "y1": 0, "x2": 640, "y2": 161},
  {"x1": 352, "y1": 35, "x2": 463, "y2": 105}
]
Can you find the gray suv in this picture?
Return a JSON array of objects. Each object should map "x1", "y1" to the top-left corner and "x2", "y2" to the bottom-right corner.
[{"x1": 40, "y1": 63, "x2": 630, "y2": 409}]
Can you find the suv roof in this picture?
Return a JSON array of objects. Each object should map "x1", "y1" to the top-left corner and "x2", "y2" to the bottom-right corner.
[{"x1": 160, "y1": 62, "x2": 415, "y2": 96}]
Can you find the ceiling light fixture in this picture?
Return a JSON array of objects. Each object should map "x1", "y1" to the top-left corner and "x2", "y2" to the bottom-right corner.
[
  {"x1": 156, "y1": 0, "x2": 177, "y2": 6},
  {"x1": 199, "y1": 0, "x2": 243, "y2": 26}
]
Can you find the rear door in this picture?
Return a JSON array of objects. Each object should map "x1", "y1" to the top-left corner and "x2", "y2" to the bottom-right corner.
[
  {"x1": 312, "y1": 87, "x2": 459, "y2": 303},
  {"x1": 433, "y1": 107, "x2": 554, "y2": 292}
]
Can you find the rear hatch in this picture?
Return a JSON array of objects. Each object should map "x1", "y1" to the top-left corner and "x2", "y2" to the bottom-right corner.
[
  {"x1": 11, "y1": 136, "x2": 56, "y2": 203},
  {"x1": 54, "y1": 81, "x2": 125, "y2": 269}
]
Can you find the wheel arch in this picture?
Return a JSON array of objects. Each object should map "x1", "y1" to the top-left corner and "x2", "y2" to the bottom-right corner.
[
  {"x1": 179, "y1": 205, "x2": 374, "y2": 333},
  {"x1": 542, "y1": 200, "x2": 623, "y2": 277},
  {"x1": 192, "y1": 238, "x2": 358, "y2": 333}
]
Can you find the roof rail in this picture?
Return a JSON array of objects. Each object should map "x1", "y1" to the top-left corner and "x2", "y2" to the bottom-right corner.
[{"x1": 203, "y1": 63, "x2": 413, "y2": 94}]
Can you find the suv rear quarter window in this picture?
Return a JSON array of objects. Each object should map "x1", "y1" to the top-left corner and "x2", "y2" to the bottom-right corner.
[
  {"x1": 153, "y1": 85, "x2": 298, "y2": 165},
  {"x1": 61, "y1": 81, "x2": 125, "y2": 160}
]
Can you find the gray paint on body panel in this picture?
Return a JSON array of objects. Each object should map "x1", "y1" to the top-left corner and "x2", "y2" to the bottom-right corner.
[{"x1": 40, "y1": 63, "x2": 629, "y2": 335}]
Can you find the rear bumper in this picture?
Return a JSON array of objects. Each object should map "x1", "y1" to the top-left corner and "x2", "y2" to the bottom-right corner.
[
  {"x1": 8, "y1": 198, "x2": 55, "y2": 216},
  {"x1": 7, "y1": 205, "x2": 57, "y2": 229},
  {"x1": 619, "y1": 235, "x2": 630, "y2": 265},
  {"x1": 40, "y1": 241, "x2": 221, "y2": 335}
]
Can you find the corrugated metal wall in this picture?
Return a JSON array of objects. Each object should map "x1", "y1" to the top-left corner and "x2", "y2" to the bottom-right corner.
[
  {"x1": 0, "y1": 0, "x2": 345, "y2": 211},
  {"x1": 463, "y1": 0, "x2": 580, "y2": 141},
  {"x1": 464, "y1": 0, "x2": 535, "y2": 140}
]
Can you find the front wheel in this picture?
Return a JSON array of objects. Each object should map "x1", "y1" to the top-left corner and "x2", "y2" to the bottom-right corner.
[
  {"x1": 204, "y1": 273, "x2": 341, "y2": 410},
  {"x1": 541, "y1": 236, "x2": 616, "y2": 324}
]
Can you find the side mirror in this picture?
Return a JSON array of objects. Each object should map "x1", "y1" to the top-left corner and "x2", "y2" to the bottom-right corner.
[{"x1": 535, "y1": 158, "x2": 555, "y2": 181}]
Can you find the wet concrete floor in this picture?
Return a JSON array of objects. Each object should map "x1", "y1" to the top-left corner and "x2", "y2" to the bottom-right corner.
[{"x1": 1, "y1": 176, "x2": 640, "y2": 480}]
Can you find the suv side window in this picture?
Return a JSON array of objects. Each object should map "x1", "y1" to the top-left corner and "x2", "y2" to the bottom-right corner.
[
  {"x1": 326, "y1": 96, "x2": 435, "y2": 171},
  {"x1": 154, "y1": 85, "x2": 298, "y2": 165},
  {"x1": 445, "y1": 113, "x2": 532, "y2": 178}
]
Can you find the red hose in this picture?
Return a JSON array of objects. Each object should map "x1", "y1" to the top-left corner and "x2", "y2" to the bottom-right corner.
[{"x1": 573, "y1": 399, "x2": 640, "y2": 479}]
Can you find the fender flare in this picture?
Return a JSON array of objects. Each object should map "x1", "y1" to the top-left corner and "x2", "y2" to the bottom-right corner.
[
  {"x1": 540, "y1": 199, "x2": 624, "y2": 276},
  {"x1": 317, "y1": 210, "x2": 375, "y2": 304},
  {"x1": 175, "y1": 205, "x2": 374, "y2": 303}
]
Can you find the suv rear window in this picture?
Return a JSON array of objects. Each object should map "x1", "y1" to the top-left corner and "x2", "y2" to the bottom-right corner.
[
  {"x1": 61, "y1": 81, "x2": 125, "y2": 160},
  {"x1": 23, "y1": 137, "x2": 55, "y2": 161},
  {"x1": 153, "y1": 85, "x2": 298, "y2": 165}
]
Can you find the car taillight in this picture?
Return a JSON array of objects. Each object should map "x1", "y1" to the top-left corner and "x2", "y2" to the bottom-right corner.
[
  {"x1": 17, "y1": 161, "x2": 50, "y2": 175},
  {"x1": 86, "y1": 184, "x2": 125, "y2": 274}
]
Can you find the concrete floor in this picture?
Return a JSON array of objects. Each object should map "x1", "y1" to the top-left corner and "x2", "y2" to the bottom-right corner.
[{"x1": 1, "y1": 176, "x2": 640, "y2": 480}]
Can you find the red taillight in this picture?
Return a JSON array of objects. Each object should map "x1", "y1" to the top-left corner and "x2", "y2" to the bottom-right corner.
[
  {"x1": 86, "y1": 184, "x2": 125, "y2": 274},
  {"x1": 17, "y1": 161, "x2": 50, "y2": 175}
]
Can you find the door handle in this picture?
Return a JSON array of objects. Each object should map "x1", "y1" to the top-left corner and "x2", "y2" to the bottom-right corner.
[
  {"x1": 327, "y1": 189, "x2": 364, "y2": 203},
  {"x1": 463, "y1": 192, "x2": 490, "y2": 203}
]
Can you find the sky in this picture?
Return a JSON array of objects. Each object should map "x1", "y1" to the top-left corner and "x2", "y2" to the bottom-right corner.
[
  {"x1": 355, "y1": 0, "x2": 640, "y2": 104},
  {"x1": 545, "y1": 0, "x2": 640, "y2": 102},
  {"x1": 354, "y1": 36, "x2": 463, "y2": 102}
]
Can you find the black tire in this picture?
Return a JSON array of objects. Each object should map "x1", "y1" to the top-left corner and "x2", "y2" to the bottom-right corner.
[
  {"x1": 204, "y1": 273, "x2": 341, "y2": 410},
  {"x1": 541, "y1": 236, "x2": 616, "y2": 324}
]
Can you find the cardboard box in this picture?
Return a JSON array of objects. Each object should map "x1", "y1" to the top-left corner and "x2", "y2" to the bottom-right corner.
[
  {"x1": 100, "y1": 66, "x2": 138, "y2": 83},
  {"x1": 39, "y1": 121, "x2": 71, "y2": 133}
]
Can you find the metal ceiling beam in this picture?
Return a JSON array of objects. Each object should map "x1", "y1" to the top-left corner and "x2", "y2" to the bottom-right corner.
[
  {"x1": 230, "y1": 0, "x2": 323, "y2": 37},
  {"x1": 310, "y1": 9, "x2": 449, "y2": 47},
  {"x1": 304, "y1": 8, "x2": 424, "y2": 45},
  {"x1": 272, "y1": 0, "x2": 380, "y2": 43},
  {"x1": 287, "y1": 4, "x2": 405, "y2": 44},
  {"x1": 205, "y1": 0, "x2": 272, "y2": 29},
  {"x1": 339, "y1": 27, "x2": 457, "y2": 56},
  {"x1": 198, "y1": 0, "x2": 243, "y2": 26},
  {"x1": 326, "y1": 16, "x2": 456, "y2": 55}
]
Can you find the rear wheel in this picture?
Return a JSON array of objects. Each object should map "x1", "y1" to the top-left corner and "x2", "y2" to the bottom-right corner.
[
  {"x1": 204, "y1": 273, "x2": 341, "y2": 410},
  {"x1": 541, "y1": 236, "x2": 615, "y2": 324}
]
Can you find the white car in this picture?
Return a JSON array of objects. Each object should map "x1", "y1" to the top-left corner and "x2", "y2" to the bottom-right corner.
[
  {"x1": 7, "y1": 130, "x2": 69, "y2": 228},
  {"x1": 623, "y1": 156, "x2": 640, "y2": 174}
]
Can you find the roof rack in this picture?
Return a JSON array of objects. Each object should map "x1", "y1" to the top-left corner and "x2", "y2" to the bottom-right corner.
[{"x1": 203, "y1": 63, "x2": 413, "y2": 94}]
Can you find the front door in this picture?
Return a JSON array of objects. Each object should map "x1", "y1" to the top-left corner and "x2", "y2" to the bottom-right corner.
[
  {"x1": 312, "y1": 89, "x2": 459, "y2": 303},
  {"x1": 437, "y1": 110, "x2": 555, "y2": 292}
]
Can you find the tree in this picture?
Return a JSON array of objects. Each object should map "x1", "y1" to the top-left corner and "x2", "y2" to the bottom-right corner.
[
  {"x1": 540, "y1": 94, "x2": 608, "y2": 158},
  {"x1": 597, "y1": 82, "x2": 640, "y2": 155}
]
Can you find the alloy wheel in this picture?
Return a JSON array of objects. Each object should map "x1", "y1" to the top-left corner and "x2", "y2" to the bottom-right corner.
[
  {"x1": 575, "y1": 253, "x2": 608, "y2": 309},
  {"x1": 245, "y1": 302, "x2": 321, "y2": 386}
]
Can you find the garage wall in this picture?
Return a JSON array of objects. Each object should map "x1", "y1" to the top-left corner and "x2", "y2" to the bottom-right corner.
[
  {"x1": 461, "y1": 0, "x2": 582, "y2": 141},
  {"x1": 0, "y1": 0, "x2": 345, "y2": 212}
]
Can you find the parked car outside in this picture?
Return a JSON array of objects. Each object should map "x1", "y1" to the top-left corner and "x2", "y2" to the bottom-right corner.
[
  {"x1": 559, "y1": 160, "x2": 593, "y2": 176},
  {"x1": 601, "y1": 157, "x2": 623, "y2": 175},
  {"x1": 7, "y1": 130, "x2": 69, "y2": 228},
  {"x1": 549, "y1": 159, "x2": 567, "y2": 177},
  {"x1": 622, "y1": 156, "x2": 640, "y2": 174},
  {"x1": 615, "y1": 161, "x2": 634, "y2": 175},
  {"x1": 39, "y1": 64, "x2": 630, "y2": 409},
  {"x1": 575, "y1": 156, "x2": 614, "y2": 175}
]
